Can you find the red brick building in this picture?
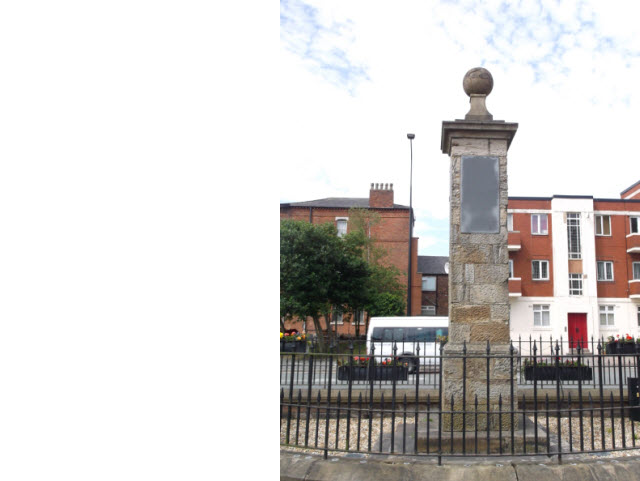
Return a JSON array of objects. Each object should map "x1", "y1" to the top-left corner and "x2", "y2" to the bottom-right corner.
[
  {"x1": 417, "y1": 255, "x2": 449, "y2": 317},
  {"x1": 280, "y1": 183, "x2": 421, "y2": 336}
]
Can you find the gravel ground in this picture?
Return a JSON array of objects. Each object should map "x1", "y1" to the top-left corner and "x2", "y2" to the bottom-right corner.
[
  {"x1": 281, "y1": 413, "x2": 640, "y2": 459},
  {"x1": 280, "y1": 416, "x2": 396, "y2": 457},
  {"x1": 535, "y1": 414, "x2": 640, "y2": 458}
]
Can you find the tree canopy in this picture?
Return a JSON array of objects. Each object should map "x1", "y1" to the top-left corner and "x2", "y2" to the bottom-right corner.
[{"x1": 280, "y1": 214, "x2": 406, "y2": 344}]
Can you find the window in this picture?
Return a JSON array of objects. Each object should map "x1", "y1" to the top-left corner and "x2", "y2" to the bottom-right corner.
[
  {"x1": 532, "y1": 260, "x2": 549, "y2": 280},
  {"x1": 634, "y1": 262, "x2": 640, "y2": 280},
  {"x1": 509, "y1": 259, "x2": 514, "y2": 279},
  {"x1": 597, "y1": 261, "x2": 614, "y2": 281},
  {"x1": 336, "y1": 218, "x2": 348, "y2": 237},
  {"x1": 599, "y1": 305, "x2": 615, "y2": 326},
  {"x1": 531, "y1": 214, "x2": 548, "y2": 235},
  {"x1": 507, "y1": 213, "x2": 514, "y2": 232},
  {"x1": 595, "y1": 215, "x2": 611, "y2": 236},
  {"x1": 569, "y1": 274, "x2": 583, "y2": 296},
  {"x1": 533, "y1": 305, "x2": 550, "y2": 327},
  {"x1": 422, "y1": 276, "x2": 436, "y2": 291},
  {"x1": 421, "y1": 305, "x2": 436, "y2": 316},
  {"x1": 567, "y1": 213, "x2": 581, "y2": 259},
  {"x1": 371, "y1": 326, "x2": 448, "y2": 342},
  {"x1": 332, "y1": 307, "x2": 343, "y2": 325},
  {"x1": 637, "y1": 306, "x2": 640, "y2": 327},
  {"x1": 631, "y1": 216, "x2": 640, "y2": 234}
]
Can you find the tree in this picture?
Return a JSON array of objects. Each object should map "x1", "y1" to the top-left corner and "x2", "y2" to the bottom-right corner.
[
  {"x1": 280, "y1": 219, "x2": 369, "y2": 350},
  {"x1": 346, "y1": 208, "x2": 406, "y2": 336}
]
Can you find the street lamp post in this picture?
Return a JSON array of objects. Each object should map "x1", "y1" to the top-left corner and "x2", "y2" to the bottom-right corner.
[{"x1": 407, "y1": 133, "x2": 415, "y2": 316}]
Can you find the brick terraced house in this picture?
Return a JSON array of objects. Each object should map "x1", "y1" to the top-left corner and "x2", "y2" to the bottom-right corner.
[
  {"x1": 280, "y1": 183, "x2": 421, "y2": 336},
  {"x1": 417, "y1": 255, "x2": 449, "y2": 317}
]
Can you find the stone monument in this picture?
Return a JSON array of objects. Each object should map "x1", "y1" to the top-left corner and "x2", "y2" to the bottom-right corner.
[{"x1": 440, "y1": 67, "x2": 518, "y2": 432}]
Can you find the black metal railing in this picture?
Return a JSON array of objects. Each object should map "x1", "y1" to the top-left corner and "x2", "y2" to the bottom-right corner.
[
  {"x1": 280, "y1": 338, "x2": 640, "y2": 463},
  {"x1": 281, "y1": 336, "x2": 640, "y2": 389}
]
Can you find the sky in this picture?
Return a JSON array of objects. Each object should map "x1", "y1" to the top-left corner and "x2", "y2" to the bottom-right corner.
[{"x1": 279, "y1": 0, "x2": 640, "y2": 257}]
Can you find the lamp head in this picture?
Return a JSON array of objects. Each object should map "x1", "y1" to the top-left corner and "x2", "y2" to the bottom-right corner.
[{"x1": 407, "y1": 133, "x2": 415, "y2": 140}]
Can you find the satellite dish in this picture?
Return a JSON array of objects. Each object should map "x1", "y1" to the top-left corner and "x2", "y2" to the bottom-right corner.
[{"x1": 444, "y1": 262, "x2": 449, "y2": 274}]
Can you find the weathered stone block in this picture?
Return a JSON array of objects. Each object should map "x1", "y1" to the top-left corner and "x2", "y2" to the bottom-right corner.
[
  {"x1": 450, "y1": 284, "x2": 465, "y2": 303},
  {"x1": 449, "y1": 324, "x2": 471, "y2": 343},
  {"x1": 461, "y1": 233, "x2": 503, "y2": 245},
  {"x1": 470, "y1": 322, "x2": 510, "y2": 342},
  {"x1": 489, "y1": 139, "x2": 508, "y2": 156},
  {"x1": 490, "y1": 304, "x2": 510, "y2": 322},
  {"x1": 452, "y1": 244, "x2": 492, "y2": 264},
  {"x1": 451, "y1": 305, "x2": 491, "y2": 324},
  {"x1": 492, "y1": 245, "x2": 509, "y2": 263},
  {"x1": 450, "y1": 138, "x2": 489, "y2": 156},
  {"x1": 469, "y1": 284, "x2": 508, "y2": 304},
  {"x1": 474, "y1": 264, "x2": 509, "y2": 284},
  {"x1": 450, "y1": 264, "x2": 463, "y2": 283}
]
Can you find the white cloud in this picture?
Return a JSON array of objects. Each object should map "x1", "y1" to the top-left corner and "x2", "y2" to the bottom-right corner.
[{"x1": 279, "y1": 0, "x2": 640, "y2": 253}]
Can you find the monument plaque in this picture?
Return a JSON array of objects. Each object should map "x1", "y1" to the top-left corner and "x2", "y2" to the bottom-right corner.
[{"x1": 460, "y1": 155, "x2": 499, "y2": 233}]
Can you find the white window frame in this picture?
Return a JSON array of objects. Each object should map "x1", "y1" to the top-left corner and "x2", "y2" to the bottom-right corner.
[
  {"x1": 595, "y1": 214, "x2": 611, "y2": 236},
  {"x1": 421, "y1": 305, "x2": 436, "y2": 316},
  {"x1": 633, "y1": 262, "x2": 640, "y2": 280},
  {"x1": 597, "y1": 261, "x2": 614, "y2": 281},
  {"x1": 509, "y1": 259, "x2": 514, "y2": 279},
  {"x1": 533, "y1": 304, "x2": 550, "y2": 327},
  {"x1": 335, "y1": 217, "x2": 348, "y2": 237},
  {"x1": 569, "y1": 273, "x2": 583, "y2": 296},
  {"x1": 422, "y1": 275, "x2": 436, "y2": 291},
  {"x1": 507, "y1": 213, "x2": 514, "y2": 232},
  {"x1": 531, "y1": 260, "x2": 549, "y2": 280},
  {"x1": 599, "y1": 305, "x2": 615, "y2": 327},
  {"x1": 631, "y1": 216, "x2": 640, "y2": 234},
  {"x1": 567, "y1": 213, "x2": 582, "y2": 259},
  {"x1": 531, "y1": 214, "x2": 548, "y2": 235}
]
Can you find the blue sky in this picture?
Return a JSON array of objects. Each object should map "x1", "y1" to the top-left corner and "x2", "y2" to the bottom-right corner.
[{"x1": 279, "y1": 0, "x2": 640, "y2": 256}]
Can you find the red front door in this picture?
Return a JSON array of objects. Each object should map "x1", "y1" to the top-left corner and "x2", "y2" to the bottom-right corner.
[{"x1": 568, "y1": 313, "x2": 588, "y2": 349}]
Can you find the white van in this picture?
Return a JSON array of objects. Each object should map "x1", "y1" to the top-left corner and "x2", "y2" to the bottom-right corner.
[{"x1": 366, "y1": 316, "x2": 449, "y2": 373}]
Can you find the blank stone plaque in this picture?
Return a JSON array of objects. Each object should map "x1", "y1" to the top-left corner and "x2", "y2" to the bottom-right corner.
[{"x1": 460, "y1": 155, "x2": 499, "y2": 233}]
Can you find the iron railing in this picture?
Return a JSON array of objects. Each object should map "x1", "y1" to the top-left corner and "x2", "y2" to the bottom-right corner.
[{"x1": 280, "y1": 338, "x2": 640, "y2": 463}]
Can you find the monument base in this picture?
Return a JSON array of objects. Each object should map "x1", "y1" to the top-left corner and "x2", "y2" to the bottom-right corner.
[
  {"x1": 379, "y1": 417, "x2": 551, "y2": 455},
  {"x1": 441, "y1": 343, "x2": 519, "y2": 431},
  {"x1": 418, "y1": 416, "x2": 548, "y2": 455}
]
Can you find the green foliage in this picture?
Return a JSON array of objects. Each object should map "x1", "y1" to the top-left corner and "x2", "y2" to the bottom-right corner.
[
  {"x1": 365, "y1": 291, "x2": 406, "y2": 317},
  {"x1": 281, "y1": 213, "x2": 407, "y2": 342},
  {"x1": 280, "y1": 220, "x2": 369, "y2": 339}
]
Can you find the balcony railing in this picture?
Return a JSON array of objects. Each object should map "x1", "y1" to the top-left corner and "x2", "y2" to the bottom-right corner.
[
  {"x1": 626, "y1": 233, "x2": 640, "y2": 253},
  {"x1": 507, "y1": 231, "x2": 521, "y2": 251},
  {"x1": 508, "y1": 277, "x2": 522, "y2": 296},
  {"x1": 629, "y1": 280, "x2": 640, "y2": 298}
]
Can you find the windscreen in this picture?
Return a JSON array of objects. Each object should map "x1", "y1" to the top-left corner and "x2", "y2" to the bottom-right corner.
[{"x1": 371, "y1": 327, "x2": 448, "y2": 342}]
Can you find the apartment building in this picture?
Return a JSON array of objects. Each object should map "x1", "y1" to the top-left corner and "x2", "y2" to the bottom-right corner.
[{"x1": 508, "y1": 180, "x2": 640, "y2": 346}]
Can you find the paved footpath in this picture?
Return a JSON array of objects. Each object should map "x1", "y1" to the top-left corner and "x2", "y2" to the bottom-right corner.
[{"x1": 281, "y1": 450, "x2": 640, "y2": 481}]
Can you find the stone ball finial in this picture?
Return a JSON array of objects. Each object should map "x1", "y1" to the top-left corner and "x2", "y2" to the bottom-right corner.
[{"x1": 463, "y1": 67, "x2": 493, "y2": 97}]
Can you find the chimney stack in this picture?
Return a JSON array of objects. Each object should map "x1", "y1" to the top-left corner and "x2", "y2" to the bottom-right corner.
[{"x1": 369, "y1": 182, "x2": 394, "y2": 208}]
